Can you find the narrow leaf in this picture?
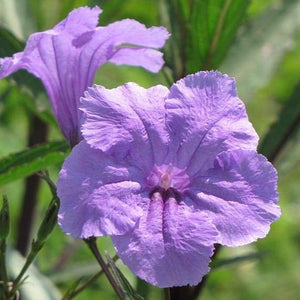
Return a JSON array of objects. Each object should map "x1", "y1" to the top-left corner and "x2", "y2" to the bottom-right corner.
[
  {"x1": 221, "y1": 0, "x2": 300, "y2": 101},
  {"x1": 0, "y1": 27, "x2": 46, "y2": 98},
  {"x1": 0, "y1": 0, "x2": 36, "y2": 39},
  {"x1": 159, "y1": 0, "x2": 188, "y2": 79},
  {"x1": 61, "y1": 279, "x2": 82, "y2": 300},
  {"x1": 211, "y1": 252, "x2": 266, "y2": 270},
  {"x1": 48, "y1": 262, "x2": 100, "y2": 283},
  {"x1": 187, "y1": 0, "x2": 250, "y2": 72},
  {"x1": 0, "y1": 141, "x2": 69, "y2": 186},
  {"x1": 259, "y1": 83, "x2": 300, "y2": 162},
  {"x1": 0, "y1": 27, "x2": 24, "y2": 57},
  {"x1": 105, "y1": 253, "x2": 144, "y2": 300}
]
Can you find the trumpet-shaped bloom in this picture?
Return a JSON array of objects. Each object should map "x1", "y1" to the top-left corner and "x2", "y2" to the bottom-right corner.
[
  {"x1": 0, "y1": 6, "x2": 169, "y2": 145},
  {"x1": 57, "y1": 71, "x2": 280, "y2": 287}
]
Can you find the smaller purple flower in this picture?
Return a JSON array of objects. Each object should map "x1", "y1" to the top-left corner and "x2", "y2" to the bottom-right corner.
[
  {"x1": 0, "y1": 6, "x2": 169, "y2": 146},
  {"x1": 57, "y1": 71, "x2": 280, "y2": 287}
]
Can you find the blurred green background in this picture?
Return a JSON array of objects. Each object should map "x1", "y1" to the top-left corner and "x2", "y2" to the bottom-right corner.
[{"x1": 0, "y1": 0, "x2": 300, "y2": 299}]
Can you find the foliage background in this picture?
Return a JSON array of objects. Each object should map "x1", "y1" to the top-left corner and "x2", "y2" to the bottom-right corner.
[{"x1": 0, "y1": 0, "x2": 300, "y2": 299}]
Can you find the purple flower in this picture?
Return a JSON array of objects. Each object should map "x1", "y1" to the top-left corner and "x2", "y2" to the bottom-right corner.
[
  {"x1": 0, "y1": 6, "x2": 169, "y2": 146},
  {"x1": 57, "y1": 71, "x2": 280, "y2": 287}
]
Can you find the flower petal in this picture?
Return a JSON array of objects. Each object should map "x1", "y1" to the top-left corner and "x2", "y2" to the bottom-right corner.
[
  {"x1": 190, "y1": 150, "x2": 280, "y2": 247},
  {"x1": 0, "y1": 6, "x2": 169, "y2": 145},
  {"x1": 81, "y1": 83, "x2": 169, "y2": 169},
  {"x1": 106, "y1": 19, "x2": 169, "y2": 72},
  {"x1": 112, "y1": 196, "x2": 218, "y2": 287},
  {"x1": 165, "y1": 71, "x2": 259, "y2": 175},
  {"x1": 57, "y1": 141, "x2": 144, "y2": 239}
]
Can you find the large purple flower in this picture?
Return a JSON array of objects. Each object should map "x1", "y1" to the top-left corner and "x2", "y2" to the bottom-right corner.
[
  {"x1": 0, "y1": 6, "x2": 169, "y2": 145},
  {"x1": 57, "y1": 71, "x2": 280, "y2": 287}
]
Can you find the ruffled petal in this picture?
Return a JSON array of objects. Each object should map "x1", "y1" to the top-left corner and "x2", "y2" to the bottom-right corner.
[
  {"x1": 81, "y1": 83, "x2": 170, "y2": 169},
  {"x1": 165, "y1": 71, "x2": 259, "y2": 175},
  {"x1": 0, "y1": 6, "x2": 169, "y2": 145},
  {"x1": 57, "y1": 141, "x2": 144, "y2": 239},
  {"x1": 112, "y1": 195, "x2": 218, "y2": 287},
  {"x1": 190, "y1": 150, "x2": 280, "y2": 247},
  {"x1": 105, "y1": 19, "x2": 169, "y2": 72}
]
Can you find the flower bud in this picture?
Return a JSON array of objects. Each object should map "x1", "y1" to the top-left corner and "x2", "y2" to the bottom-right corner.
[{"x1": 36, "y1": 197, "x2": 59, "y2": 244}]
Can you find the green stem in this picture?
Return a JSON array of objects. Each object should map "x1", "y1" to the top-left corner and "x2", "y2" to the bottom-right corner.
[
  {"x1": 9, "y1": 241, "x2": 43, "y2": 298},
  {"x1": 84, "y1": 238, "x2": 125, "y2": 300},
  {"x1": 63, "y1": 255, "x2": 119, "y2": 299},
  {"x1": 0, "y1": 239, "x2": 9, "y2": 298}
]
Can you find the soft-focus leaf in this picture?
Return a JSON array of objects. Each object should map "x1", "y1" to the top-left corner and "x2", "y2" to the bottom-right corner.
[
  {"x1": 221, "y1": 0, "x2": 300, "y2": 101},
  {"x1": 0, "y1": 27, "x2": 24, "y2": 57},
  {"x1": 48, "y1": 262, "x2": 100, "y2": 283},
  {"x1": 211, "y1": 252, "x2": 266, "y2": 270},
  {"x1": 275, "y1": 128, "x2": 300, "y2": 177},
  {"x1": 106, "y1": 253, "x2": 144, "y2": 300},
  {"x1": 248, "y1": 0, "x2": 281, "y2": 17},
  {"x1": 0, "y1": 26, "x2": 46, "y2": 98},
  {"x1": 259, "y1": 83, "x2": 300, "y2": 163},
  {"x1": 258, "y1": 81, "x2": 300, "y2": 177},
  {"x1": 0, "y1": 141, "x2": 69, "y2": 186},
  {"x1": 28, "y1": 0, "x2": 96, "y2": 30},
  {"x1": 61, "y1": 279, "x2": 82, "y2": 300},
  {"x1": 186, "y1": 0, "x2": 250, "y2": 72},
  {"x1": 0, "y1": 0, "x2": 36, "y2": 39},
  {"x1": 7, "y1": 247, "x2": 61, "y2": 300}
]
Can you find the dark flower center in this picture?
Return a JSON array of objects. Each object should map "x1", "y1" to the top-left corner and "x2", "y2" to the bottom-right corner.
[{"x1": 149, "y1": 186, "x2": 181, "y2": 202}]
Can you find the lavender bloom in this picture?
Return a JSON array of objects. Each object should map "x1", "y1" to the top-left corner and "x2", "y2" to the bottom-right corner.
[
  {"x1": 57, "y1": 71, "x2": 280, "y2": 287},
  {"x1": 0, "y1": 6, "x2": 169, "y2": 146}
]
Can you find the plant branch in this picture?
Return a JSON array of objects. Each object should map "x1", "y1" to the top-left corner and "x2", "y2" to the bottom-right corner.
[
  {"x1": 63, "y1": 255, "x2": 119, "y2": 299},
  {"x1": 9, "y1": 240, "x2": 43, "y2": 297},
  {"x1": 84, "y1": 238, "x2": 125, "y2": 300}
]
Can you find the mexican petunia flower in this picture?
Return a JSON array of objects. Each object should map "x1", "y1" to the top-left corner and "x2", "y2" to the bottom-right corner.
[
  {"x1": 0, "y1": 6, "x2": 169, "y2": 146},
  {"x1": 57, "y1": 71, "x2": 281, "y2": 287}
]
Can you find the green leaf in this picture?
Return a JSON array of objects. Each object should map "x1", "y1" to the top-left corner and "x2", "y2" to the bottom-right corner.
[
  {"x1": 221, "y1": 0, "x2": 300, "y2": 101},
  {"x1": 0, "y1": 0, "x2": 36, "y2": 39},
  {"x1": 61, "y1": 279, "x2": 82, "y2": 300},
  {"x1": 258, "y1": 84, "x2": 300, "y2": 163},
  {"x1": 0, "y1": 26, "x2": 46, "y2": 99},
  {"x1": 257, "y1": 80, "x2": 300, "y2": 178},
  {"x1": 159, "y1": 0, "x2": 188, "y2": 80},
  {"x1": 186, "y1": 0, "x2": 250, "y2": 72},
  {"x1": 105, "y1": 253, "x2": 144, "y2": 300},
  {"x1": 211, "y1": 252, "x2": 266, "y2": 270},
  {"x1": 0, "y1": 141, "x2": 69, "y2": 186},
  {"x1": 0, "y1": 27, "x2": 24, "y2": 57},
  {"x1": 0, "y1": 28, "x2": 57, "y2": 128},
  {"x1": 48, "y1": 262, "x2": 100, "y2": 283},
  {"x1": 275, "y1": 127, "x2": 300, "y2": 177},
  {"x1": 6, "y1": 247, "x2": 61, "y2": 300}
]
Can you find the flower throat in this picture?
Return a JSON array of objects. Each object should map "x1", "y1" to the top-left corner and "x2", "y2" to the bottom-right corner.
[{"x1": 146, "y1": 164, "x2": 190, "y2": 202}]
